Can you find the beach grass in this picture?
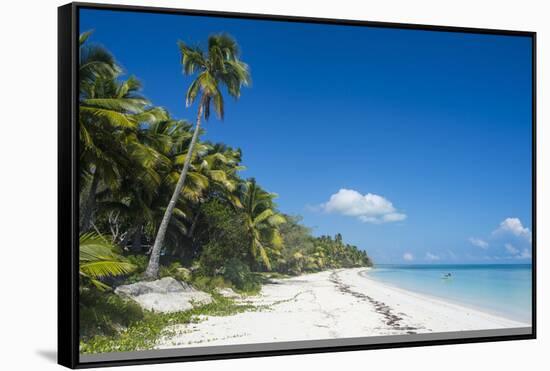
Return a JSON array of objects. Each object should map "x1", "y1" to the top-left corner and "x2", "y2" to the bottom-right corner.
[{"x1": 80, "y1": 293, "x2": 258, "y2": 354}]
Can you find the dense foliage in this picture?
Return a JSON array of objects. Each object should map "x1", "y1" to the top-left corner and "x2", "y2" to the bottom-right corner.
[
  {"x1": 276, "y1": 216, "x2": 372, "y2": 275},
  {"x1": 78, "y1": 31, "x2": 372, "y2": 347}
]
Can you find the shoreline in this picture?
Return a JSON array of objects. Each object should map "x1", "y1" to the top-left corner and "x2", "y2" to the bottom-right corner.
[
  {"x1": 358, "y1": 269, "x2": 530, "y2": 324},
  {"x1": 156, "y1": 268, "x2": 528, "y2": 349}
]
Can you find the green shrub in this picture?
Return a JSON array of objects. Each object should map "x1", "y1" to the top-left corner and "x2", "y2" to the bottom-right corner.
[
  {"x1": 80, "y1": 288, "x2": 144, "y2": 339},
  {"x1": 197, "y1": 242, "x2": 225, "y2": 276},
  {"x1": 80, "y1": 295, "x2": 258, "y2": 354},
  {"x1": 122, "y1": 255, "x2": 149, "y2": 283},
  {"x1": 159, "y1": 261, "x2": 191, "y2": 282},
  {"x1": 191, "y1": 274, "x2": 230, "y2": 292},
  {"x1": 223, "y1": 258, "x2": 261, "y2": 293},
  {"x1": 194, "y1": 199, "x2": 248, "y2": 275},
  {"x1": 126, "y1": 255, "x2": 148, "y2": 272}
]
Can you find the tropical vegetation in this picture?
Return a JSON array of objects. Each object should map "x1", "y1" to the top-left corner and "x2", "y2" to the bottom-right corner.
[{"x1": 78, "y1": 30, "x2": 372, "y2": 352}]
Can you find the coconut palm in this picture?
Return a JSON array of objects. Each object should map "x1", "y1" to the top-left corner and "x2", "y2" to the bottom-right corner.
[
  {"x1": 79, "y1": 233, "x2": 136, "y2": 291},
  {"x1": 94, "y1": 119, "x2": 192, "y2": 253},
  {"x1": 183, "y1": 143, "x2": 245, "y2": 241},
  {"x1": 79, "y1": 30, "x2": 120, "y2": 87},
  {"x1": 150, "y1": 125, "x2": 244, "y2": 256},
  {"x1": 240, "y1": 178, "x2": 286, "y2": 271},
  {"x1": 79, "y1": 75, "x2": 167, "y2": 231},
  {"x1": 137, "y1": 119, "x2": 201, "y2": 253},
  {"x1": 79, "y1": 33, "x2": 167, "y2": 231},
  {"x1": 145, "y1": 34, "x2": 250, "y2": 278},
  {"x1": 100, "y1": 119, "x2": 242, "y2": 255},
  {"x1": 79, "y1": 31, "x2": 168, "y2": 232}
]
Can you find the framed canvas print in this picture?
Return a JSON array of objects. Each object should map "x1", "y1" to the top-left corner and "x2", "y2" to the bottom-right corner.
[{"x1": 58, "y1": 2, "x2": 536, "y2": 368}]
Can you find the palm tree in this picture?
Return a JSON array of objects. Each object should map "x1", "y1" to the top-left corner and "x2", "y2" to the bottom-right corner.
[
  {"x1": 95, "y1": 118, "x2": 181, "y2": 252},
  {"x1": 240, "y1": 179, "x2": 286, "y2": 271},
  {"x1": 144, "y1": 34, "x2": 250, "y2": 279},
  {"x1": 180, "y1": 142, "x2": 245, "y2": 242},
  {"x1": 79, "y1": 233, "x2": 136, "y2": 291},
  {"x1": 79, "y1": 30, "x2": 120, "y2": 87},
  {"x1": 79, "y1": 33, "x2": 167, "y2": 231},
  {"x1": 103, "y1": 119, "x2": 242, "y2": 256},
  {"x1": 79, "y1": 77, "x2": 167, "y2": 231},
  {"x1": 137, "y1": 119, "x2": 205, "y2": 254}
]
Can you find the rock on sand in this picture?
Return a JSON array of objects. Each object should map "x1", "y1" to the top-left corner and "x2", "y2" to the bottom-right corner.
[{"x1": 115, "y1": 277, "x2": 212, "y2": 313}]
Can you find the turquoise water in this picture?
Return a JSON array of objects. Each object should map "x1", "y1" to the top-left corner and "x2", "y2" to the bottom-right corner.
[{"x1": 365, "y1": 264, "x2": 532, "y2": 323}]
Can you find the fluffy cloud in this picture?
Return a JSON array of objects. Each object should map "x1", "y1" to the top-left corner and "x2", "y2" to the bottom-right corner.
[
  {"x1": 493, "y1": 218, "x2": 532, "y2": 243},
  {"x1": 504, "y1": 243, "x2": 531, "y2": 259},
  {"x1": 469, "y1": 218, "x2": 533, "y2": 261},
  {"x1": 321, "y1": 189, "x2": 406, "y2": 224},
  {"x1": 403, "y1": 252, "x2": 414, "y2": 261},
  {"x1": 425, "y1": 252, "x2": 440, "y2": 261},
  {"x1": 469, "y1": 237, "x2": 489, "y2": 249}
]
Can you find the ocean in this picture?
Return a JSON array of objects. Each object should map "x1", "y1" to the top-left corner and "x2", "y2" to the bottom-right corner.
[{"x1": 365, "y1": 264, "x2": 532, "y2": 323}]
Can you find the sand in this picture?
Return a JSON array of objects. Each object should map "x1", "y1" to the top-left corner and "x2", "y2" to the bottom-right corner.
[{"x1": 155, "y1": 268, "x2": 528, "y2": 349}]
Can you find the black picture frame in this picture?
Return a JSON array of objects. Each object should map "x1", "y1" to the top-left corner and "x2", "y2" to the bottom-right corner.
[{"x1": 58, "y1": 2, "x2": 537, "y2": 368}]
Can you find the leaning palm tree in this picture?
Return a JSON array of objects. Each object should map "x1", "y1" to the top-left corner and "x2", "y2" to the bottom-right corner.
[{"x1": 144, "y1": 34, "x2": 250, "y2": 279}]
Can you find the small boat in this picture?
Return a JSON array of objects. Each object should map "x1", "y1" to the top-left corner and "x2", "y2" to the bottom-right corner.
[{"x1": 442, "y1": 273, "x2": 452, "y2": 279}]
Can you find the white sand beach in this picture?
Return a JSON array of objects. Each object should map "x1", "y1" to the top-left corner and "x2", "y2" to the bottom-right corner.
[{"x1": 156, "y1": 268, "x2": 528, "y2": 349}]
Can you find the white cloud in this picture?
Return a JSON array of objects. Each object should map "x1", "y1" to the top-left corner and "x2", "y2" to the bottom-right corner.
[
  {"x1": 403, "y1": 252, "x2": 414, "y2": 261},
  {"x1": 469, "y1": 237, "x2": 489, "y2": 249},
  {"x1": 504, "y1": 243, "x2": 531, "y2": 260},
  {"x1": 425, "y1": 252, "x2": 440, "y2": 261},
  {"x1": 493, "y1": 218, "x2": 532, "y2": 243},
  {"x1": 466, "y1": 218, "x2": 532, "y2": 261},
  {"x1": 382, "y1": 213, "x2": 408, "y2": 222},
  {"x1": 505, "y1": 243, "x2": 519, "y2": 255},
  {"x1": 321, "y1": 188, "x2": 406, "y2": 224}
]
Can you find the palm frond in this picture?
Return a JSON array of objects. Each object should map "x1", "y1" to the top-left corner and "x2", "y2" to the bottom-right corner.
[
  {"x1": 253, "y1": 209, "x2": 274, "y2": 226},
  {"x1": 80, "y1": 106, "x2": 137, "y2": 128},
  {"x1": 79, "y1": 233, "x2": 135, "y2": 289},
  {"x1": 79, "y1": 30, "x2": 94, "y2": 46}
]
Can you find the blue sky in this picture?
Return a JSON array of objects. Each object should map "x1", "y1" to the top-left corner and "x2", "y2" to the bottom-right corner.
[{"x1": 80, "y1": 9, "x2": 533, "y2": 264}]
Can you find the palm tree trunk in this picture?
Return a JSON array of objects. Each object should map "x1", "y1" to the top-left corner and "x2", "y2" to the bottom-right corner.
[
  {"x1": 81, "y1": 169, "x2": 99, "y2": 232},
  {"x1": 144, "y1": 101, "x2": 204, "y2": 279},
  {"x1": 248, "y1": 238, "x2": 258, "y2": 271}
]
